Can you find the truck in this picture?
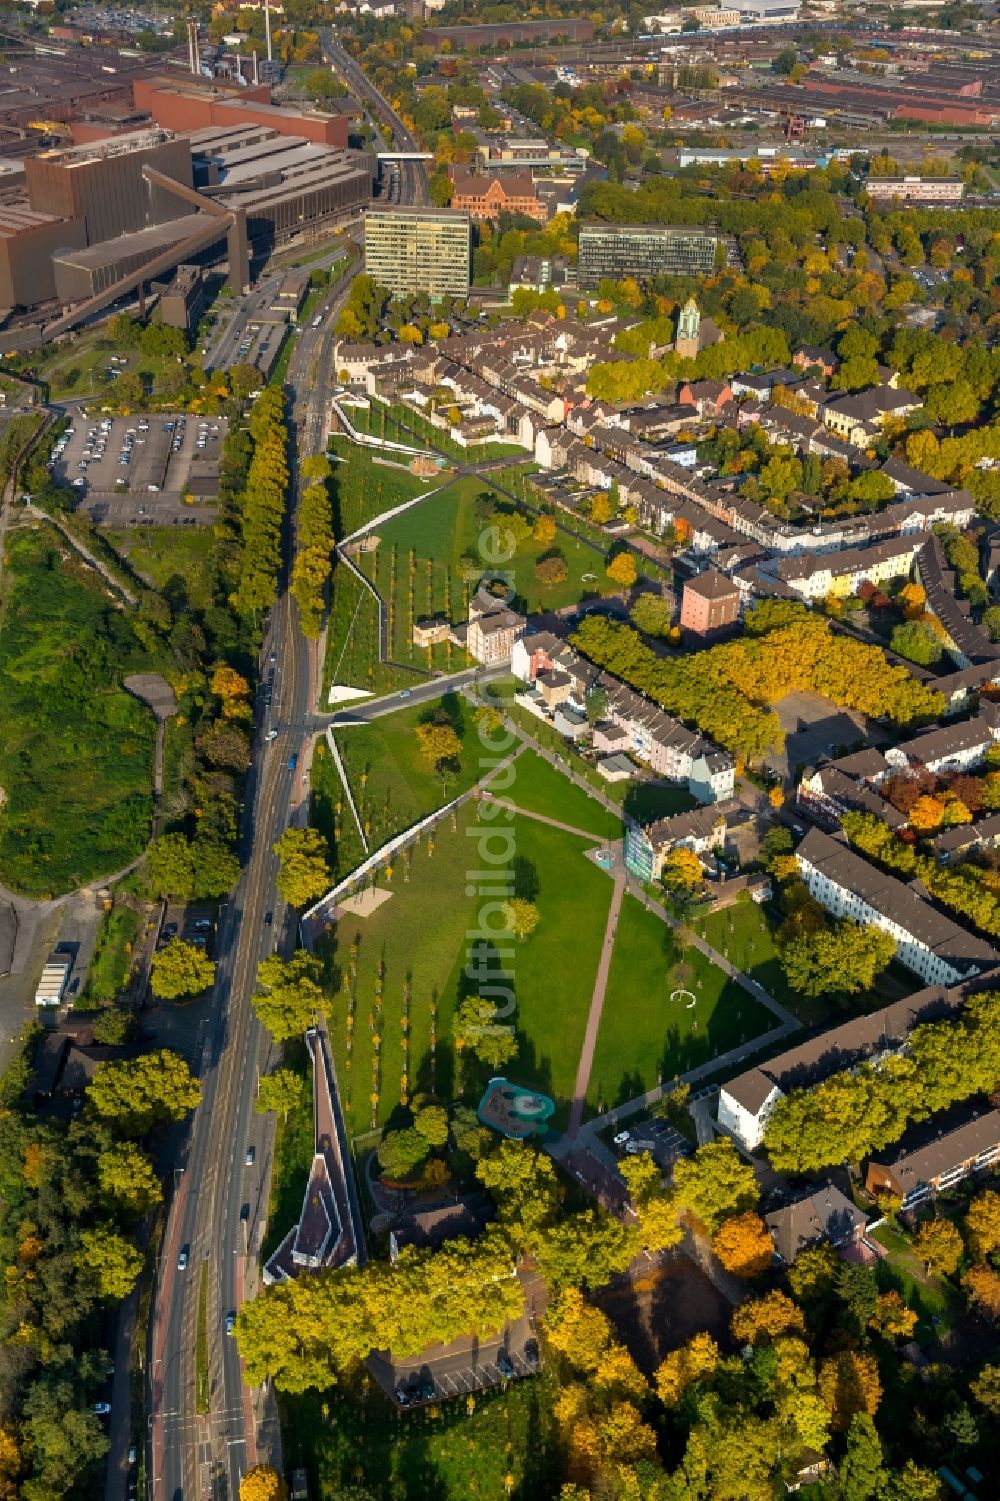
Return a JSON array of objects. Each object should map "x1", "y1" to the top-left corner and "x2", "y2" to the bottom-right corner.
[
  {"x1": 288, "y1": 752, "x2": 298, "y2": 772},
  {"x1": 35, "y1": 950, "x2": 72, "y2": 1008}
]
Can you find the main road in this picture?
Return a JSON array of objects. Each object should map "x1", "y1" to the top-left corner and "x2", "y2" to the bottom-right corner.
[
  {"x1": 323, "y1": 30, "x2": 428, "y2": 207},
  {"x1": 148, "y1": 45, "x2": 428, "y2": 1501}
]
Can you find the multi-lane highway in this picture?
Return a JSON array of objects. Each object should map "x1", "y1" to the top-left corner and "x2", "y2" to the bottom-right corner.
[{"x1": 147, "y1": 47, "x2": 426, "y2": 1500}]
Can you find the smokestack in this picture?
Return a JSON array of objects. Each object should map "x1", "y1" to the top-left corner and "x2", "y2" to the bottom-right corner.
[
  {"x1": 193, "y1": 25, "x2": 201, "y2": 75},
  {"x1": 253, "y1": 49, "x2": 259, "y2": 86},
  {"x1": 265, "y1": 0, "x2": 272, "y2": 64},
  {"x1": 187, "y1": 18, "x2": 195, "y2": 75}
]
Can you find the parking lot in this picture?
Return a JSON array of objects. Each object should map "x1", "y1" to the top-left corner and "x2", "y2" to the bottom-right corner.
[
  {"x1": 367, "y1": 1270, "x2": 545, "y2": 1409},
  {"x1": 48, "y1": 411, "x2": 227, "y2": 527}
]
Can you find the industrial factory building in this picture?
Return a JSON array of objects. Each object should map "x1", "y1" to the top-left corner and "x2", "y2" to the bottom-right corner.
[
  {"x1": 25, "y1": 130, "x2": 194, "y2": 245},
  {"x1": 135, "y1": 77, "x2": 350, "y2": 150},
  {"x1": 190, "y1": 124, "x2": 373, "y2": 252},
  {"x1": 0, "y1": 51, "x2": 366, "y2": 317}
]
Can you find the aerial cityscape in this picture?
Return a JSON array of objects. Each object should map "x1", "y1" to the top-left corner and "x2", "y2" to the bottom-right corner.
[{"x1": 5, "y1": 0, "x2": 1000, "y2": 1498}]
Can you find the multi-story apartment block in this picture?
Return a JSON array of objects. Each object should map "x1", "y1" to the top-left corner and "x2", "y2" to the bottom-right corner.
[
  {"x1": 364, "y1": 207, "x2": 470, "y2": 297},
  {"x1": 796, "y1": 827, "x2": 998, "y2": 987},
  {"x1": 577, "y1": 223, "x2": 719, "y2": 288}
]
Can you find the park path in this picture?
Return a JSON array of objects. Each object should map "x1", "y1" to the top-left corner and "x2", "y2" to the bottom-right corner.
[
  {"x1": 478, "y1": 788, "x2": 612, "y2": 844},
  {"x1": 568, "y1": 867, "x2": 626, "y2": 1138}
]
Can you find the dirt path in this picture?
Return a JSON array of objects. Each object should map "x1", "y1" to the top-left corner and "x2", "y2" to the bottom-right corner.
[{"x1": 568, "y1": 867, "x2": 625, "y2": 1137}]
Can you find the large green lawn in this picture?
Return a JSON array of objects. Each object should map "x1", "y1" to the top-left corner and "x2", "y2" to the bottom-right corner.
[
  {"x1": 586, "y1": 894, "x2": 776, "y2": 1115},
  {"x1": 282, "y1": 1368, "x2": 562, "y2": 1501},
  {"x1": 363, "y1": 475, "x2": 617, "y2": 631},
  {"x1": 489, "y1": 748, "x2": 621, "y2": 842},
  {"x1": 692, "y1": 903, "x2": 804, "y2": 1018},
  {"x1": 507, "y1": 703, "x2": 696, "y2": 817},
  {"x1": 329, "y1": 438, "x2": 436, "y2": 537},
  {"x1": 0, "y1": 525, "x2": 156, "y2": 896},
  {"x1": 312, "y1": 694, "x2": 492, "y2": 879},
  {"x1": 320, "y1": 803, "x2": 612, "y2": 1138}
]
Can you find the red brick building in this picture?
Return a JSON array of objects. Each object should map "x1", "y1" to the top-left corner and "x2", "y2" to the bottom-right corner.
[
  {"x1": 450, "y1": 170, "x2": 545, "y2": 224},
  {"x1": 680, "y1": 569, "x2": 740, "y2": 637}
]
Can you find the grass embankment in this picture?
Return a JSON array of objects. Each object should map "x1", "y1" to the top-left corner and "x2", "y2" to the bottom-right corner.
[
  {"x1": 347, "y1": 397, "x2": 525, "y2": 463},
  {"x1": 0, "y1": 525, "x2": 156, "y2": 896},
  {"x1": 261, "y1": 1038, "x2": 314, "y2": 1264},
  {"x1": 84, "y1": 904, "x2": 142, "y2": 1005},
  {"x1": 312, "y1": 693, "x2": 487, "y2": 879}
]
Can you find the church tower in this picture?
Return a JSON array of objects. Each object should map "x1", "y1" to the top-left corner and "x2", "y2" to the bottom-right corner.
[{"x1": 674, "y1": 296, "x2": 701, "y2": 361}]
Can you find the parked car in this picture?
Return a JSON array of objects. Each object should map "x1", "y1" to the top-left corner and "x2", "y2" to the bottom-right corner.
[{"x1": 496, "y1": 1350, "x2": 514, "y2": 1379}]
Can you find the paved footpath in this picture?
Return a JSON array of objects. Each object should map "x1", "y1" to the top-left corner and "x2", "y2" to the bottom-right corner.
[
  {"x1": 568, "y1": 868, "x2": 625, "y2": 1137},
  {"x1": 479, "y1": 789, "x2": 614, "y2": 844}
]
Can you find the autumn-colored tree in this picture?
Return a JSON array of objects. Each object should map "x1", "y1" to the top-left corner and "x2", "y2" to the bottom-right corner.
[
  {"x1": 965, "y1": 1189, "x2": 1000, "y2": 1261},
  {"x1": 590, "y1": 491, "x2": 612, "y2": 524},
  {"x1": 908, "y1": 794, "x2": 946, "y2": 832},
  {"x1": 731, "y1": 1291, "x2": 805, "y2": 1346},
  {"x1": 913, "y1": 1216, "x2": 963, "y2": 1277},
  {"x1": 868, "y1": 1290, "x2": 918, "y2": 1342},
  {"x1": 414, "y1": 720, "x2": 462, "y2": 767},
  {"x1": 545, "y1": 1288, "x2": 614, "y2": 1373},
  {"x1": 502, "y1": 897, "x2": 539, "y2": 941},
  {"x1": 898, "y1": 581, "x2": 927, "y2": 618},
  {"x1": 964, "y1": 1263, "x2": 1000, "y2": 1319},
  {"x1": 453, "y1": 995, "x2": 517, "y2": 1071},
  {"x1": 535, "y1": 554, "x2": 568, "y2": 586},
  {"x1": 274, "y1": 826, "x2": 331, "y2": 907},
  {"x1": 654, "y1": 1331, "x2": 719, "y2": 1406},
  {"x1": 240, "y1": 1464, "x2": 288, "y2": 1501},
  {"x1": 970, "y1": 1363, "x2": 1000, "y2": 1416},
  {"x1": 674, "y1": 1138, "x2": 760, "y2": 1235},
  {"x1": 533, "y1": 514, "x2": 557, "y2": 545},
  {"x1": 0, "y1": 1427, "x2": 21, "y2": 1501},
  {"x1": 88, "y1": 1049, "x2": 200, "y2": 1134},
  {"x1": 711, "y1": 1211, "x2": 774, "y2": 1279},
  {"x1": 819, "y1": 1349, "x2": 882, "y2": 1430},
  {"x1": 662, "y1": 846, "x2": 702, "y2": 891},
  {"x1": 606, "y1": 552, "x2": 637, "y2": 590},
  {"x1": 97, "y1": 1143, "x2": 162, "y2": 1216},
  {"x1": 211, "y1": 664, "x2": 252, "y2": 715},
  {"x1": 255, "y1": 1068, "x2": 305, "y2": 1122}
]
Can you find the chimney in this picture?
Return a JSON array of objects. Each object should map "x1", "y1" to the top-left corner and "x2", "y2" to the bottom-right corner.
[
  {"x1": 265, "y1": 0, "x2": 272, "y2": 63},
  {"x1": 193, "y1": 24, "x2": 201, "y2": 76},
  {"x1": 187, "y1": 18, "x2": 195, "y2": 74},
  {"x1": 253, "y1": 49, "x2": 259, "y2": 86}
]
